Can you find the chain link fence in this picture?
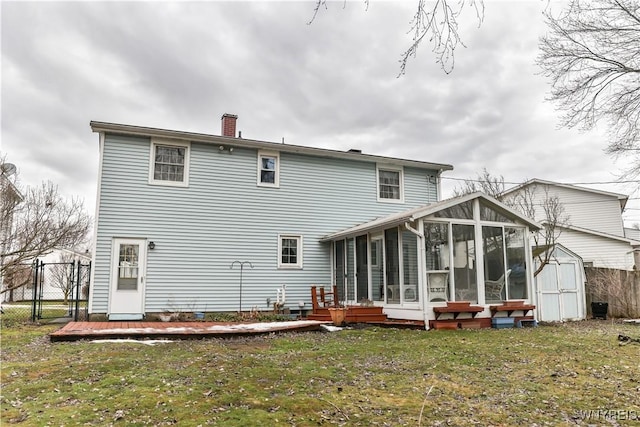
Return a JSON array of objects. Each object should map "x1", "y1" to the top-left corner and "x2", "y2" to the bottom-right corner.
[{"x1": 1, "y1": 259, "x2": 90, "y2": 326}]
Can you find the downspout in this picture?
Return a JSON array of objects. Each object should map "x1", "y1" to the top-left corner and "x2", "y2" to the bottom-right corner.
[
  {"x1": 404, "y1": 222, "x2": 430, "y2": 330},
  {"x1": 436, "y1": 169, "x2": 444, "y2": 202},
  {"x1": 404, "y1": 222, "x2": 423, "y2": 239}
]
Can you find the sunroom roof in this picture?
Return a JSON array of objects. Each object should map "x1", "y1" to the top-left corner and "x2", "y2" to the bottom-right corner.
[{"x1": 320, "y1": 192, "x2": 541, "y2": 242}]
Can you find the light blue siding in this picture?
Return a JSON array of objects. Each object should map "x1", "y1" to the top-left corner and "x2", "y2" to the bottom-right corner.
[{"x1": 92, "y1": 134, "x2": 439, "y2": 313}]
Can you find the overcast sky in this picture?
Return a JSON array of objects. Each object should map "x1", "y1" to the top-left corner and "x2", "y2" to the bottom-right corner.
[{"x1": 2, "y1": 0, "x2": 639, "y2": 227}]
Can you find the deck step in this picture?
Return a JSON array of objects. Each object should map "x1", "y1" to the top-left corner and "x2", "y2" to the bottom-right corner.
[{"x1": 306, "y1": 314, "x2": 388, "y2": 323}]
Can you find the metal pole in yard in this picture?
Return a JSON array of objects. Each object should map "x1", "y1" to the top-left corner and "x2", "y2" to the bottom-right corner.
[{"x1": 230, "y1": 261, "x2": 253, "y2": 313}]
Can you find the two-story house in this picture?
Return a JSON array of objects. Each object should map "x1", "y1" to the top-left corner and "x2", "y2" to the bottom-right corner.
[
  {"x1": 502, "y1": 179, "x2": 639, "y2": 271},
  {"x1": 89, "y1": 115, "x2": 541, "y2": 328},
  {"x1": 500, "y1": 179, "x2": 640, "y2": 321}
]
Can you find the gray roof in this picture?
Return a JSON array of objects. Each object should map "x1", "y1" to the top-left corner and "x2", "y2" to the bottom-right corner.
[
  {"x1": 90, "y1": 121, "x2": 454, "y2": 172},
  {"x1": 502, "y1": 178, "x2": 628, "y2": 210}
]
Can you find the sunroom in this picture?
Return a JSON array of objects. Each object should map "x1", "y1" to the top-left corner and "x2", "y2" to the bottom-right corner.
[{"x1": 319, "y1": 192, "x2": 541, "y2": 329}]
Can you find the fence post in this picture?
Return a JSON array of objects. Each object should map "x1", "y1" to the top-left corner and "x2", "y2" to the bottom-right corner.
[
  {"x1": 74, "y1": 260, "x2": 81, "y2": 321},
  {"x1": 31, "y1": 260, "x2": 39, "y2": 322},
  {"x1": 86, "y1": 261, "x2": 91, "y2": 320}
]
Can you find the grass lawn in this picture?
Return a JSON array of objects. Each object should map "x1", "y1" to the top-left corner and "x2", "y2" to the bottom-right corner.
[
  {"x1": 1, "y1": 321, "x2": 639, "y2": 426},
  {"x1": 1, "y1": 301, "x2": 88, "y2": 327}
]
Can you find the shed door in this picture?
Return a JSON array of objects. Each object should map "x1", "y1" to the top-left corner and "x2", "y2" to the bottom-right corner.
[
  {"x1": 109, "y1": 239, "x2": 147, "y2": 320},
  {"x1": 559, "y1": 262, "x2": 580, "y2": 319},
  {"x1": 538, "y1": 260, "x2": 582, "y2": 321}
]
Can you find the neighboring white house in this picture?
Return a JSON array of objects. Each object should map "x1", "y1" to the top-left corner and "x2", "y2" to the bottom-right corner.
[
  {"x1": 10, "y1": 248, "x2": 91, "y2": 302},
  {"x1": 502, "y1": 179, "x2": 639, "y2": 271},
  {"x1": 625, "y1": 227, "x2": 640, "y2": 267},
  {"x1": 0, "y1": 164, "x2": 24, "y2": 301}
]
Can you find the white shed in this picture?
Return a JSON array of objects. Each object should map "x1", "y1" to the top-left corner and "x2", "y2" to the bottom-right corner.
[{"x1": 535, "y1": 244, "x2": 586, "y2": 322}]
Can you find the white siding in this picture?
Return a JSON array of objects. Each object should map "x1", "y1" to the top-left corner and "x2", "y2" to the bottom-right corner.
[
  {"x1": 92, "y1": 134, "x2": 440, "y2": 314},
  {"x1": 551, "y1": 186, "x2": 624, "y2": 236},
  {"x1": 507, "y1": 183, "x2": 625, "y2": 237},
  {"x1": 625, "y1": 227, "x2": 640, "y2": 241},
  {"x1": 557, "y1": 228, "x2": 634, "y2": 270}
]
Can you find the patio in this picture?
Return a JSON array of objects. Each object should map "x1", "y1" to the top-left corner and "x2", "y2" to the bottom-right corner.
[{"x1": 49, "y1": 320, "x2": 326, "y2": 342}]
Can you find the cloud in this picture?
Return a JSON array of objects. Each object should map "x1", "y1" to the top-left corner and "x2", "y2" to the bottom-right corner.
[{"x1": 1, "y1": 1, "x2": 637, "y2": 224}]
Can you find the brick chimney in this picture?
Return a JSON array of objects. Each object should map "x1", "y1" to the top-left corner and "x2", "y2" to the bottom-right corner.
[{"x1": 221, "y1": 113, "x2": 238, "y2": 137}]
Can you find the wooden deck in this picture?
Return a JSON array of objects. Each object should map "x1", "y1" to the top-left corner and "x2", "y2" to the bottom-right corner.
[
  {"x1": 49, "y1": 320, "x2": 326, "y2": 342},
  {"x1": 50, "y1": 315, "x2": 425, "y2": 341},
  {"x1": 308, "y1": 306, "x2": 388, "y2": 323},
  {"x1": 307, "y1": 306, "x2": 424, "y2": 328}
]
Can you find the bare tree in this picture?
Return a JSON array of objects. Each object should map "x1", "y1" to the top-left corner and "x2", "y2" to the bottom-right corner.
[
  {"x1": 586, "y1": 267, "x2": 640, "y2": 318},
  {"x1": 538, "y1": 0, "x2": 640, "y2": 178},
  {"x1": 401, "y1": 0, "x2": 484, "y2": 75},
  {"x1": 455, "y1": 171, "x2": 570, "y2": 276},
  {"x1": 452, "y1": 168, "x2": 504, "y2": 197},
  {"x1": 0, "y1": 158, "x2": 91, "y2": 296},
  {"x1": 308, "y1": 0, "x2": 484, "y2": 74},
  {"x1": 49, "y1": 252, "x2": 75, "y2": 303},
  {"x1": 504, "y1": 184, "x2": 570, "y2": 277},
  {"x1": 2, "y1": 263, "x2": 33, "y2": 302}
]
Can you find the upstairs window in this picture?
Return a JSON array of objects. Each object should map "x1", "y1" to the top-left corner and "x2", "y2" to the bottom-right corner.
[
  {"x1": 149, "y1": 139, "x2": 190, "y2": 187},
  {"x1": 377, "y1": 165, "x2": 403, "y2": 202},
  {"x1": 278, "y1": 235, "x2": 302, "y2": 269},
  {"x1": 258, "y1": 151, "x2": 279, "y2": 187}
]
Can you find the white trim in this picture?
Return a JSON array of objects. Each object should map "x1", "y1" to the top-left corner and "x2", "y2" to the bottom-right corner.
[
  {"x1": 148, "y1": 138, "x2": 190, "y2": 187},
  {"x1": 277, "y1": 234, "x2": 303, "y2": 269},
  {"x1": 88, "y1": 132, "x2": 105, "y2": 314},
  {"x1": 257, "y1": 151, "x2": 280, "y2": 188},
  {"x1": 376, "y1": 164, "x2": 404, "y2": 203},
  {"x1": 554, "y1": 223, "x2": 638, "y2": 244}
]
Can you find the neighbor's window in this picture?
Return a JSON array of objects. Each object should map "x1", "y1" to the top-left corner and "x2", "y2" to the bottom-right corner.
[
  {"x1": 377, "y1": 166, "x2": 403, "y2": 202},
  {"x1": 149, "y1": 139, "x2": 190, "y2": 186},
  {"x1": 278, "y1": 235, "x2": 302, "y2": 268},
  {"x1": 258, "y1": 151, "x2": 280, "y2": 187}
]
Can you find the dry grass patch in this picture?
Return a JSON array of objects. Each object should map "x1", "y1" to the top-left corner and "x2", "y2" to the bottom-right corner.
[{"x1": 1, "y1": 321, "x2": 639, "y2": 426}]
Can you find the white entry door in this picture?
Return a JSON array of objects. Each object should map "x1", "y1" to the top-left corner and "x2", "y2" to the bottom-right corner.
[
  {"x1": 109, "y1": 238, "x2": 147, "y2": 320},
  {"x1": 538, "y1": 261, "x2": 583, "y2": 321}
]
